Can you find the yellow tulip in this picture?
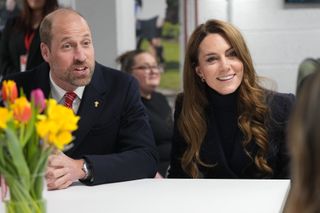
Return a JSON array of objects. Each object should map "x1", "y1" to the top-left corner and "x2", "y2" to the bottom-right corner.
[
  {"x1": 0, "y1": 107, "x2": 12, "y2": 129},
  {"x1": 36, "y1": 99, "x2": 79, "y2": 150},
  {"x1": 0, "y1": 81, "x2": 80, "y2": 210}
]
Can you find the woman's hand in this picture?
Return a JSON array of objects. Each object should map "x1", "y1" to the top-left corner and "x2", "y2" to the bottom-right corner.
[{"x1": 154, "y1": 172, "x2": 163, "y2": 179}]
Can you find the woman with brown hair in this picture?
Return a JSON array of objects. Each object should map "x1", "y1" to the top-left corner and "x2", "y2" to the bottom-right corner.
[
  {"x1": 167, "y1": 19, "x2": 295, "y2": 179},
  {"x1": 283, "y1": 71, "x2": 320, "y2": 213},
  {"x1": 0, "y1": 0, "x2": 58, "y2": 78}
]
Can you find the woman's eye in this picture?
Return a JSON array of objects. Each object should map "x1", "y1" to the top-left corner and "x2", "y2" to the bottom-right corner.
[
  {"x1": 227, "y1": 50, "x2": 237, "y2": 57},
  {"x1": 206, "y1": 57, "x2": 217, "y2": 63}
]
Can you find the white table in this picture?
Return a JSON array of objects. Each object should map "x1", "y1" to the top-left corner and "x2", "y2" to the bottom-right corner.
[{"x1": 1, "y1": 179, "x2": 290, "y2": 213}]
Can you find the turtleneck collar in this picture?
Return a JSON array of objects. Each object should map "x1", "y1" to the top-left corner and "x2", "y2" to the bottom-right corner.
[{"x1": 206, "y1": 85, "x2": 239, "y2": 109}]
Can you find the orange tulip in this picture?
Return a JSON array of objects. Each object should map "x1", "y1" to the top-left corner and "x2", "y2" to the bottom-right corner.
[
  {"x1": 1, "y1": 80, "x2": 18, "y2": 104},
  {"x1": 12, "y1": 97, "x2": 32, "y2": 123}
]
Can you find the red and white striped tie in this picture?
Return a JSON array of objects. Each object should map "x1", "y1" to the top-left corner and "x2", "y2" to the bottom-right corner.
[{"x1": 64, "y1": 91, "x2": 77, "y2": 109}]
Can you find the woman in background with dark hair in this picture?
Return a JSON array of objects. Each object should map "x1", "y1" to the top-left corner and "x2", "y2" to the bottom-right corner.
[
  {"x1": 117, "y1": 49, "x2": 173, "y2": 177},
  {"x1": 168, "y1": 19, "x2": 295, "y2": 179},
  {"x1": 283, "y1": 71, "x2": 320, "y2": 213},
  {"x1": 0, "y1": 0, "x2": 58, "y2": 78}
]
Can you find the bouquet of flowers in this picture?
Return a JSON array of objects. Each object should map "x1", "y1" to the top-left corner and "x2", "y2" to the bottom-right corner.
[{"x1": 0, "y1": 80, "x2": 79, "y2": 213}]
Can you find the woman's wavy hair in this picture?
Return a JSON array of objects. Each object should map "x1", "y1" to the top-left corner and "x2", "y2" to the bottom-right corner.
[
  {"x1": 16, "y1": 0, "x2": 58, "y2": 32},
  {"x1": 283, "y1": 72, "x2": 320, "y2": 213},
  {"x1": 178, "y1": 19, "x2": 271, "y2": 177}
]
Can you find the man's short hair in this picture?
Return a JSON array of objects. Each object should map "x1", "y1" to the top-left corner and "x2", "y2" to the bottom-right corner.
[
  {"x1": 39, "y1": 15, "x2": 53, "y2": 48},
  {"x1": 39, "y1": 9, "x2": 85, "y2": 49}
]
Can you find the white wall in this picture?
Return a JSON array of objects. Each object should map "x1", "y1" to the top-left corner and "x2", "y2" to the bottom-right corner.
[
  {"x1": 58, "y1": 0, "x2": 75, "y2": 8},
  {"x1": 60, "y1": 0, "x2": 136, "y2": 69},
  {"x1": 115, "y1": 0, "x2": 136, "y2": 58},
  {"x1": 188, "y1": 0, "x2": 320, "y2": 93},
  {"x1": 59, "y1": 0, "x2": 320, "y2": 93}
]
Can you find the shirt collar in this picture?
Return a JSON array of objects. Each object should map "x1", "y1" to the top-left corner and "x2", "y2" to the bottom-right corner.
[{"x1": 49, "y1": 72, "x2": 85, "y2": 103}]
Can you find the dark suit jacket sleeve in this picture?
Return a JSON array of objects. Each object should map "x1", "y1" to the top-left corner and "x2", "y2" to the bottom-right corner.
[
  {"x1": 82, "y1": 77, "x2": 158, "y2": 185},
  {"x1": 167, "y1": 94, "x2": 190, "y2": 178}
]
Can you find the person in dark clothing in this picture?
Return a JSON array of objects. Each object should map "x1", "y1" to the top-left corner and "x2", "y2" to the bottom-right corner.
[
  {"x1": 135, "y1": 0, "x2": 166, "y2": 64},
  {"x1": 141, "y1": 92, "x2": 172, "y2": 177},
  {"x1": 0, "y1": 0, "x2": 58, "y2": 78},
  {"x1": 1, "y1": 8, "x2": 158, "y2": 191},
  {"x1": 0, "y1": 0, "x2": 20, "y2": 34},
  {"x1": 167, "y1": 19, "x2": 295, "y2": 179},
  {"x1": 117, "y1": 49, "x2": 173, "y2": 177}
]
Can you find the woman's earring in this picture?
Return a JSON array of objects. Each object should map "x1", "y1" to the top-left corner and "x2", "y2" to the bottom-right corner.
[{"x1": 201, "y1": 76, "x2": 205, "y2": 82}]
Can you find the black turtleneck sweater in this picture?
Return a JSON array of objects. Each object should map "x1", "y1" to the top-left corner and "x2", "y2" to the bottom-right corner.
[
  {"x1": 207, "y1": 87, "x2": 238, "y2": 160},
  {"x1": 168, "y1": 86, "x2": 295, "y2": 179}
]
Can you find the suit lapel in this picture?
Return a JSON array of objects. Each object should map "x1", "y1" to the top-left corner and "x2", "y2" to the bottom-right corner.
[
  {"x1": 65, "y1": 64, "x2": 109, "y2": 156},
  {"x1": 229, "y1": 130, "x2": 252, "y2": 175},
  {"x1": 36, "y1": 63, "x2": 51, "y2": 98},
  {"x1": 202, "y1": 108, "x2": 253, "y2": 177},
  {"x1": 203, "y1": 115, "x2": 237, "y2": 177}
]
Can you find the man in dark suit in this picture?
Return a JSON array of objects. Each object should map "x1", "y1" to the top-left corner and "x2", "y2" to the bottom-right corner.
[{"x1": 2, "y1": 8, "x2": 158, "y2": 190}]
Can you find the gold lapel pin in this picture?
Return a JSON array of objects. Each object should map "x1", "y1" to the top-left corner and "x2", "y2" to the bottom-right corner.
[{"x1": 94, "y1": 101, "x2": 99, "y2": 108}]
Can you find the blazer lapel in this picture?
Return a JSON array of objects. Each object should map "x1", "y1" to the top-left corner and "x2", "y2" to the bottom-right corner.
[
  {"x1": 65, "y1": 64, "x2": 108, "y2": 156},
  {"x1": 201, "y1": 112, "x2": 238, "y2": 177},
  {"x1": 228, "y1": 130, "x2": 253, "y2": 175}
]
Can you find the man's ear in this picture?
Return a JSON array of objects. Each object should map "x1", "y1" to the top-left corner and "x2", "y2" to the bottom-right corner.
[{"x1": 40, "y1": 42, "x2": 50, "y2": 62}]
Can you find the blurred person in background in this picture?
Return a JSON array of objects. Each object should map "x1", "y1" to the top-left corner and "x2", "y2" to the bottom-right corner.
[
  {"x1": 283, "y1": 71, "x2": 320, "y2": 213},
  {"x1": 135, "y1": 0, "x2": 166, "y2": 64},
  {"x1": 0, "y1": 0, "x2": 58, "y2": 78},
  {"x1": 0, "y1": 0, "x2": 20, "y2": 35},
  {"x1": 295, "y1": 57, "x2": 320, "y2": 97},
  {"x1": 117, "y1": 49, "x2": 173, "y2": 177}
]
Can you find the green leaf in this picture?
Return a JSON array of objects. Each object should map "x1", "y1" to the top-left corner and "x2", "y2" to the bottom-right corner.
[
  {"x1": 5, "y1": 127, "x2": 30, "y2": 188},
  {"x1": 21, "y1": 103, "x2": 37, "y2": 147}
]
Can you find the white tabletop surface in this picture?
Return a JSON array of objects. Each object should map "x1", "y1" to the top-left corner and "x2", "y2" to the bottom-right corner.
[{"x1": 0, "y1": 179, "x2": 290, "y2": 213}]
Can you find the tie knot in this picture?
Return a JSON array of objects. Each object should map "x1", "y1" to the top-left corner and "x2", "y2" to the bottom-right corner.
[{"x1": 64, "y1": 91, "x2": 77, "y2": 109}]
